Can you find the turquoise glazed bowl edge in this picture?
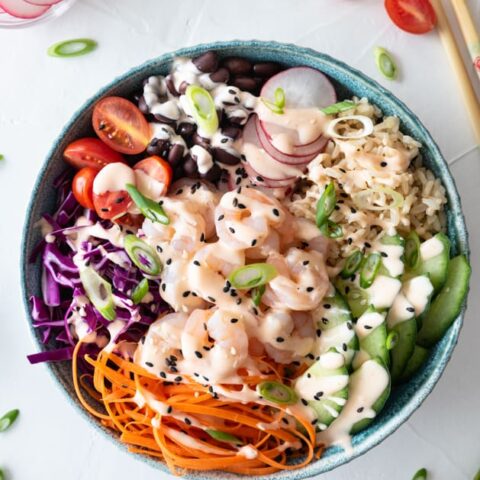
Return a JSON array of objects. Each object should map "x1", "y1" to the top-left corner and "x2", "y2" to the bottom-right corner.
[{"x1": 21, "y1": 40, "x2": 470, "y2": 480}]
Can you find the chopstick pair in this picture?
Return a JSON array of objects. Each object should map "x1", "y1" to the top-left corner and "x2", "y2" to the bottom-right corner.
[{"x1": 430, "y1": 0, "x2": 480, "y2": 144}]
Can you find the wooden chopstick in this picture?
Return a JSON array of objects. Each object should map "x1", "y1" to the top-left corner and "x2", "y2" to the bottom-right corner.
[
  {"x1": 430, "y1": 0, "x2": 480, "y2": 144},
  {"x1": 451, "y1": 0, "x2": 480, "y2": 81}
]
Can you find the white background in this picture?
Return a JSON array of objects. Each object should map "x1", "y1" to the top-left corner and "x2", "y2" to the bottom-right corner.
[{"x1": 0, "y1": 1, "x2": 479, "y2": 479}]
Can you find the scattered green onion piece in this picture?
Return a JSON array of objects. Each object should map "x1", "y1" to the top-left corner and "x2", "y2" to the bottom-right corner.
[
  {"x1": 126, "y1": 184, "x2": 169, "y2": 225},
  {"x1": 359, "y1": 252, "x2": 382, "y2": 289},
  {"x1": 131, "y1": 278, "x2": 149, "y2": 305},
  {"x1": 315, "y1": 181, "x2": 337, "y2": 227},
  {"x1": 352, "y1": 186, "x2": 404, "y2": 211},
  {"x1": 386, "y1": 331, "x2": 399, "y2": 350},
  {"x1": 252, "y1": 284, "x2": 266, "y2": 307},
  {"x1": 205, "y1": 429, "x2": 243, "y2": 445},
  {"x1": 473, "y1": 468, "x2": 480, "y2": 480},
  {"x1": 374, "y1": 47, "x2": 398, "y2": 81},
  {"x1": 261, "y1": 87, "x2": 286, "y2": 114},
  {"x1": 405, "y1": 231, "x2": 421, "y2": 269},
  {"x1": 229, "y1": 263, "x2": 277, "y2": 290},
  {"x1": 185, "y1": 85, "x2": 219, "y2": 135},
  {"x1": 341, "y1": 250, "x2": 364, "y2": 278},
  {"x1": 0, "y1": 468, "x2": 4, "y2": 480},
  {"x1": 257, "y1": 381, "x2": 298, "y2": 405},
  {"x1": 47, "y1": 38, "x2": 97, "y2": 58},
  {"x1": 124, "y1": 235, "x2": 162, "y2": 276},
  {"x1": 0, "y1": 154, "x2": 4, "y2": 161},
  {"x1": 319, "y1": 220, "x2": 343, "y2": 239},
  {"x1": 0, "y1": 409, "x2": 19, "y2": 432},
  {"x1": 412, "y1": 468, "x2": 428, "y2": 480},
  {"x1": 320, "y1": 100, "x2": 356, "y2": 115},
  {"x1": 79, "y1": 267, "x2": 116, "y2": 321}
]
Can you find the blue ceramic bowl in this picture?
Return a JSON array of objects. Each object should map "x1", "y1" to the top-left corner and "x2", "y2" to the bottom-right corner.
[{"x1": 21, "y1": 40, "x2": 469, "y2": 479}]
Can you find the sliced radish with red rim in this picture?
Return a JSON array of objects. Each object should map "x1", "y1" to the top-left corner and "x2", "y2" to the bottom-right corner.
[{"x1": 0, "y1": 0, "x2": 50, "y2": 18}]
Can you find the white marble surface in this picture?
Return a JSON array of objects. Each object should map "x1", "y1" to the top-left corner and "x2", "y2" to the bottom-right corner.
[{"x1": 0, "y1": 1, "x2": 479, "y2": 479}]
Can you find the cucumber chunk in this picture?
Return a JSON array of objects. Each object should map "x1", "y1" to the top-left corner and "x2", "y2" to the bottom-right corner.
[
  {"x1": 389, "y1": 317, "x2": 417, "y2": 383},
  {"x1": 398, "y1": 345, "x2": 430, "y2": 382},
  {"x1": 417, "y1": 255, "x2": 471, "y2": 347}
]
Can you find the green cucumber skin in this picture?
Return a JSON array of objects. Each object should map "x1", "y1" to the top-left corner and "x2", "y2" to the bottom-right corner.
[
  {"x1": 398, "y1": 345, "x2": 430, "y2": 383},
  {"x1": 355, "y1": 323, "x2": 390, "y2": 369},
  {"x1": 389, "y1": 317, "x2": 417, "y2": 383},
  {"x1": 334, "y1": 278, "x2": 368, "y2": 319},
  {"x1": 417, "y1": 255, "x2": 471, "y2": 348},
  {"x1": 381, "y1": 234, "x2": 405, "y2": 247},
  {"x1": 309, "y1": 386, "x2": 348, "y2": 427},
  {"x1": 320, "y1": 290, "x2": 352, "y2": 330}
]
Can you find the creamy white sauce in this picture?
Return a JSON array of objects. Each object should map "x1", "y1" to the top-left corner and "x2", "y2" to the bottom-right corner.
[
  {"x1": 366, "y1": 275, "x2": 402, "y2": 310},
  {"x1": 190, "y1": 145, "x2": 213, "y2": 174},
  {"x1": 376, "y1": 242, "x2": 404, "y2": 277},
  {"x1": 238, "y1": 445, "x2": 258, "y2": 459},
  {"x1": 355, "y1": 311, "x2": 385, "y2": 339},
  {"x1": 92, "y1": 162, "x2": 135, "y2": 195},
  {"x1": 387, "y1": 293, "x2": 414, "y2": 328},
  {"x1": 420, "y1": 236, "x2": 444, "y2": 261},
  {"x1": 134, "y1": 169, "x2": 165, "y2": 202},
  {"x1": 402, "y1": 276, "x2": 434, "y2": 316}
]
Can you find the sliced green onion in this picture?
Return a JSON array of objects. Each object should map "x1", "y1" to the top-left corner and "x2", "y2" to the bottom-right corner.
[
  {"x1": 126, "y1": 184, "x2": 169, "y2": 225},
  {"x1": 0, "y1": 409, "x2": 19, "y2": 432},
  {"x1": 185, "y1": 85, "x2": 219, "y2": 135},
  {"x1": 320, "y1": 100, "x2": 356, "y2": 115},
  {"x1": 352, "y1": 186, "x2": 404, "y2": 211},
  {"x1": 131, "y1": 278, "x2": 149, "y2": 304},
  {"x1": 124, "y1": 235, "x2": 162, "y2": 276},
  {"x1": 205, "y1": 429, "x2": 243, "y2": 445},
  {"x1": 257, "y1": 381, "x2": 298, "y2": 405},
  {"x1": 229, "y1": 263, "x2": 277, "y2": 290},
  {"x1": 360, "y1": 253, "x2": 382, "y2": 289},
  {"x1": 47, "y1": 38, "x2": 97, "y2": 58},
  {"x1": 80, "y1": 267, "x2": 116, "y2": 321},
  {"x1": 315, "y1": 181, "x2": 336, "y2": 227},
  {"x1": 326, "y1": 115, "x2": 374, "y2": 140},
  {"x1": 261, "y1": 87, "x2": 286, "y2": 114},
  {"x1": 374, "y1": 47, "x2": 398, "y2": 81},
  {"x1": 412, "y1": 468, "x2": 428, "y2": 480},
  {"x1": 386, "y1": 331, "x2": 399, "y2": 350},
  {"x1": 252, "y1": 284, "x2": 266, "y2": 307},
  {"x1": 341, "y1": 250, "x2": 364, "y2": 278},
  {"x1": 320, "y1": 220, "x2": 343, "y2": 239},
  {"x1": 405, "y1": 231, "x2": 421, "y2": 269}
]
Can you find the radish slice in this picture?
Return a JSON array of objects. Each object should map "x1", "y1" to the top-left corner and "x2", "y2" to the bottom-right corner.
[
  {"x1": 25, "y1": 0, "x2": 63, "y2": 5},
  {"x1": 0, "y1": 0, "x2": 50, "y2": 18},
  {"x1": 260, "y1": 67, "x2": 336, "y2": 147},
  {"x1": 256, "y1": 117, "x2": 326, "y2": 165}
]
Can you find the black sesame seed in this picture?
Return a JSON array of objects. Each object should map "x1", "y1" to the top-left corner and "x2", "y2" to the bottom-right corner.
[
  {"x1": 195, "y1": 351, "x2": 203, "y2": 359},
  {"x1": 311, "y1": 418, "x2": 318, "y2": 425},
  {"x1": 229, "y1": 227, "x2": 235, "y2": 234},
  {"x1": 115, "y1": 196, "x2": 125, "y2": 204},
  {"x1": 175, "y1": 376, "x2": 182, "y2": 382},
  {"x1": 364, "y1": 325, "x2": 372, "y2": 330},
  {"x1": 221, "y1": 137, "x2": 228, "y2": 143},
  {"x1": 101, "y1": 208, "x2": 109, "y2": 212},
  {"x1": 345, "y1": 286, "x2": 350, "y2": 294},
  {"x1": 316, "y1": 329, "x2": 322, "y2": 337},
  {"x1": 203, "y1": 376, "x2": 210, "y2": 382},
  {"x1": 231, "y1": 318, "x2": 239, "y2": 323},
  {"x1": 191, "y1": 291, "x2": 198, "y2": 297},
  {"x1": 217, "y1": 214, "x2": 225, "y2": 221},
  {"x1": 235, "y1": 176, "x2": 242, "y2": 185},
  {"x1": 251, "y1": 239, "x2": 257, "y2": 247},
  {"x1": 182, "y1": 291, "x2": 190, "y2": 297},
  {"x1": 194, "y1": 373, "x2": 199, "y2": 377},
  {"x1": 407, "y1": 307, "x2": 415, "y2": 313},
  {"x1": 357, "y1": 407, "x2": 364, "y2": 413},
  {"x1": 145, "y1": 361, "x2": 154, "y2": 367},
  {"x1": 252, "y1": 307, "x2": 258, "y2": 315},
  {"x1": 237, "y1": 187, "x2": 242, "y2": 194},
  {"x1": 364, "y1": 242, "x2": 372, "y2": 248},
  {"x1": 167, "y1": 406, "x2": 173, "y2": 414},
  {"x1": 159, "y1": 371, "x2": 166, "y2": 378},
  {"x1": 156, "y1": 245, "x2": 163, "y2": 253},
  {"x1": 236, "y1": 298, "x2": 242, "y2": 305},
  {"x1": 193, "y1": 260, "x2": 201, "y2": 266},
  {"x1": 162, "y1": 283, "x2": 166, "y2": 291},
  {"x1": 301, "y1": 398, "x2": 308, "y2": 406},
  {"x1": 176, "y1": 189, "x2": 183, "y2": 195},
  {"x1": 342, "y1": 343, "x2": 348, "y2": 352},
  {"x1": 350, "y1": 207, "x2": 357, "y2": 214},
  {"x1": 276, "y1": 337, "x2": 285, "y2": 343},
  {"x1": 200, "y1": 233, "x2": 205, "y2": 242},
  {"x1": 380, "y1": 251, "x2": 388, "y2": 258},
  {"x1": 380, "y1": 161, "x2": 387, "y2": 167},
  {"x1": 233, "y1": 197, "x2": 238, "y2": 207},
  {"x1": 256, "y1": 176, "x2": 264, "y2": 182},
  {"x1": 323, "y1": 304, "x2": 331, "y2": 309},
  {"x1": 166, "y1": 258, "x2": 172, "y2": 265},
  {"x1": 303, "y1": 260, "x2": 310, "y2": 266},
  {"x1": 208, "y1": 296, "x2": 216, "y2": 303},
  {"x1": 185, "y1": 418, "x2": 192, "y2": 425},
  {"x1": 341, "y1": 193, "x2": 348, "y2": 198},
  {"x1": 307, "y1": 373, "x2": 312, "y2": 378},
  {"x1": 140, "y1": 336, "x2": 145, "y2": 345},
  {"x1": 322, "y1": 317, "x2": 329, "y2": 325},
  {"x1": 228, "y1": 88, "x2": 236, "y2": 95},
  {"x1": 238, "y1": 203, "x2": 246, "y2": 209},
  {"x1": 347, "y1": 322, "x2": 353, "y2": 330},
  {"x1": 272, "y1": 208, "x2": 280, "y2": 217},
  {"x1": 170, "y1": 366, "x2": 178, "y2": 373},
  {"x1": 306, "y1": 353, "x2": 315, "y2": 360},
  {"x1": 347, "y1": 238, "x2": 353, "y2": 245},
  {"x1": 306, "y1": 286, "x2": 314, "y2": 292}
]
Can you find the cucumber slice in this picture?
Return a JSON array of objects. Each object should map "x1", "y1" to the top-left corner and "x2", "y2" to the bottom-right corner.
[
  {"x1": 398, "y1": 345, "x2": 430, "y2": 382},
  {"x1": 389, "y1": 317, "x2": 417, "y2": 383},
  {"x1": 295, "y1": 351, "x2": 349, "y2": 429},
  {"x1": 402, "y1": 275, "x2": 434, "y2": 329},
  {"x1": 378, "y1": 234, "x2": 405, "y2": 278},
  {"x1": 334, "y1": 277, "x2": 369, "y2": 318},
  {"x1": 417, "y1": 255, "x2": 471, "y2": 347}
]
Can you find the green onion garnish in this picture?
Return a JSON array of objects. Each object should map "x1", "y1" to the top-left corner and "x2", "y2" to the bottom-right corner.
[
  {"x1": 0, "y1": 468, "x2": 4, "y2": 480},
  {"x1": 316, "y1": 181, "x2": 337, "y2": 228},
  {"x1": 374, "y1": 47, "x2": 398, "y2": 81},
  {"x1": 0, "y1": 154, "x2": 4, "y2": 161},
  {"x1": 79, "y1": 267, "x2": 116, "y2": 321},
  {"x1": 124, "y1": 235, "x2": 162, "y2": 276},
  {"x1": 319, "y1": 220, "x2": 343, "y2": 239},
  {"x1": 405, "y1": 231, "x2": 421, "y2": 269},
  {"x1": 412, "y1": 468, "x2": 428, "y2": 480},
  {"x1": 320, "y1": 100, "x2": 356, "y2": 115},
  {"x1": 359, "y1": 252, "x2": 381, "y2": 289},
  {"x1": 341, "y1": 250, "x2": 364, "y2": 278},
  {"x1": 229, "y1": 263, "x2": 277, "y2": 290},
  {"x1": 205, "y1": 429, "x2": 243, "y2": 445},
  {"x1": 257, "y1": 381, "x2": 298, "y2": 405},
  {"x1": 47, "y1": 38, "x2": 97, "y2": 58},
  {"x1": 473, "y1": 468, "x2": 480, "y2": 480},
  {"x1": 261, "y1": 87, "x2": 286, "y2": 114},
  {"x1": 0, "y1": 409, "x2": 19, "y2": 432},
  {"x1": 386, "y1": 331, "x2": 399, "y2": 350},
  {"x1": 131, "y1": 278, "x2": 149, "y2": 304},
  {"x1": 185, "y1": 85, "x2": 219, "y2": 136},
  {"x1": 252, "y1": 284, "x2": 266, "y2": 307},
  {"x1": 126, "y1": 184, "x2": 169, "y2": 225}
]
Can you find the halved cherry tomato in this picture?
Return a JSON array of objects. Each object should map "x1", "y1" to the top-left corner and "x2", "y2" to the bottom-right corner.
[
  {"x1": 92, "y1": 96, "x2": 151, "y2": 154},
  {"x1": 72, "y1": 167, "x2": 97, "y2": 210},
  {"x1": 385, "y1": 0, "x2": 436, "y2": 35},
  {"x1": 133, "y1": 156, "x2": 172, "y2": 200},
  {"x1": 63, "y1": 137, "x2": 124, "y2": 170},
  {"x1": 93, "y1": 190, "x2": 132, "y2": 220}
]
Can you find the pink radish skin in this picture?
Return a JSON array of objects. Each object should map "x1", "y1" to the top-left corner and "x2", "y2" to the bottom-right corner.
[
  {"x1": 0, "y1": 0, "x2": 50, "y2": 18},
  {"x1": 25, "y1": 0, "x2": 63, "y2": 6},
  {"x1": 260, "y1": 66, "x2": 336, "y2": 147}
]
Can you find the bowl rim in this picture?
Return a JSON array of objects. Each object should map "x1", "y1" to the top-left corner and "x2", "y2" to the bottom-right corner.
[{"x1": 20, "y1": 39, "x2": 470, "y2": 480}]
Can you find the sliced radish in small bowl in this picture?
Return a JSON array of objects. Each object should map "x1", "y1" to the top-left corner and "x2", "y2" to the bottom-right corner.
[
  {"x1": 25, "y1": 0, "x2": 63, "y2": 6},
  {"x1": 0, "y1": 0, "x2": 50, "y2": 18}
]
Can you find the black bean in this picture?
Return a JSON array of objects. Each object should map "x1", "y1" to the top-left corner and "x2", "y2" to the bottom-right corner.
[
  {"x1": 192, "y1": 132, "x2": 211, "y2": 150},
  {"x1": 212, "y1": 147, "x2": 240, "y2": 165},
  {"x1": 232, "y1": 76, "x2": 257, "y2": 92},
  {"x1": 138, "y1": 95, "x2": 149, "y2": 114},
  {"x1": 168, "y1": 144, "x2": 184, "y2": 168},
  {"x1": 183, "y1": 155, "x2": 199, "y2": 178},
  {"x1": 222, "y1": 57, "x2": 252, "y2": 75},
  {"x1": 178, "y1": 81, "x2": 189, "y2": 95},
  {"x1": 210, "y1": 67, "x2": 230, "y2": 84},
  {"x1": 228, "y1": 115, "x2": 247, "y2": 125},
  {"x1": 147, "y1": 139, "x2": 169, "y2": 156},
  {"x1": 165, "y1": 75, "x2": 179, "y2": 97},
  {"x1": 200, "y1": 162, "x2": 222, "y2": 183},
  {"x1": 193, "y1": 51, "x2": 219, "y2": 73},
  {"x1": 153, "y1": 113, "x2": 175, "y2": 124},
  {"x1": 222, "y1": 125, "x2": 241, "y2": 139},
  {"x1": 253, "y1": 61, "x2": 281, "y2": 77},
  {"x1": 177, "y1": 122, "x2": 196, "y2": 138}
]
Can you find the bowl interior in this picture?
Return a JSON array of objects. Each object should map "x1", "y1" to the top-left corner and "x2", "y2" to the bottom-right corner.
[{"x1": 21, "y1": 41, "x2": 469, "y2": 480}]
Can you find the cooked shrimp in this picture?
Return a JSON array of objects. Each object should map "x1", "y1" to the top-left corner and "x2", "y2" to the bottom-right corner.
[{"x1": 262, "y1": 247, "x2": 329, "y2": 311}]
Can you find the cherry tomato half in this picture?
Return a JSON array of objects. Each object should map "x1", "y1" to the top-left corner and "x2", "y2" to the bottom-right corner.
[
  {"x1": 385, "y1": 0, "x2": 436, "y2": 35},
  {"x1": 72, "y1": 167, "x2": 97, "y2": 210},
  {"x1": 63, "y1": 137, "x2": 124, "y2": 170},
  {"x1": 92, "y1": 96, "x2": 151, "y2": 155},
  {"x1": 133, "y1": 156, "x2": 173, "y2": 200},
  {"x1": 93, "y1": 190, "x2": 133, "y2": 220}
]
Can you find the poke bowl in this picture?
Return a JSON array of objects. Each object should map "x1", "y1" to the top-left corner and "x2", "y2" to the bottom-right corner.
[{"x1": 21, "y1": 40, "x2": 470, "y2": 479}]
